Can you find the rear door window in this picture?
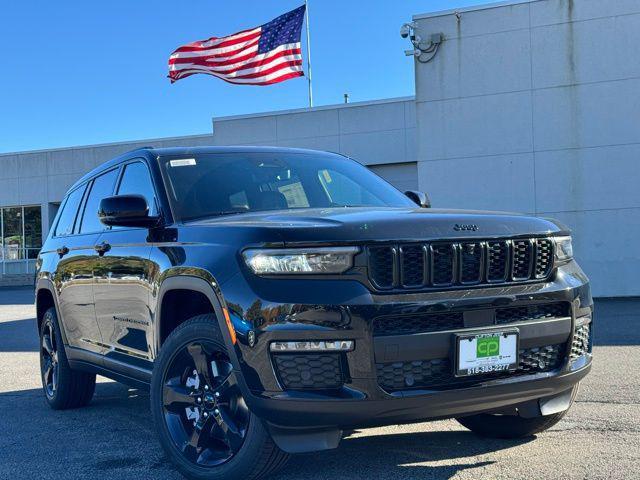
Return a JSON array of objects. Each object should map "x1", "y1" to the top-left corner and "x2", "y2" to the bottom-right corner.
[
  {"x1": 78, "y1": 169, "x2": 119, "y2": 234},
  {"x1": 54, "y1": 185, "x2": 87, "y2": 236}
]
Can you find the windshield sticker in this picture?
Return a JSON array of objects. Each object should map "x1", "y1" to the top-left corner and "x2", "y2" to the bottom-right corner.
[
  {"x1": 170, "y1": 158, "x2": 197, "y2": 167},
  {"x1": 321, "y1": 170, "x2": 333, "y2": 183}
]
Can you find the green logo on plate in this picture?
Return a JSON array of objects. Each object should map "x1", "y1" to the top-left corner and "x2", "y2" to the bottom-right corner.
[{"x1": 477, "y1": 336, "x2": 500, "y2": 357}]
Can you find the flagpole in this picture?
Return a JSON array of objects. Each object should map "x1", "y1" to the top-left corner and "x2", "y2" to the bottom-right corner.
[{"x1": 304, "y1": 0, "x2": 313, "y2": 108}]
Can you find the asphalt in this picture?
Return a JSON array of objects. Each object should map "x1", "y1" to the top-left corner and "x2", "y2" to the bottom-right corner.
[{"x1": 0, "y1": 288, "x2": 638, "y2": 480}]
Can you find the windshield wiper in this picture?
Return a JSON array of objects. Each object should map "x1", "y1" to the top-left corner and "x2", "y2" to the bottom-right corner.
[
  {"x1": 328, "y1": 203, "x2": 368, "y2": 208},
  {"x1": 210, "y1": 211, "x2": 248, "y2": 217},
  {"x1": 183, "y1": 211, "x2": 248, "y2": 221}
]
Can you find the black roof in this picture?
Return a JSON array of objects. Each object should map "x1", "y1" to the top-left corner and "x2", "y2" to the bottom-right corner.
[{"x1": 70, "y1": 145, "x2": 332, "y2": 191}]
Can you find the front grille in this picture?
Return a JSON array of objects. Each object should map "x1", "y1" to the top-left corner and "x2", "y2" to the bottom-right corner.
[
  {"x1": 535, "y1": 239, "x2": 554, "y2": 278},
  {"x1": 570, "y1": 324, "x2": 591, "y2": 361},
  {"x1": 431, "y1": 244, "x2": 455, "y2": 286},
  {"x1": 512, "y1": 240, "x2": 533, "y2": 280},
  {"x1": 495, "y1": 302, "x2": 570, "y2": 325},
  {"x1": 487, "y1": 241, "x2": 509, "y2": 281},
  {"x1": 368, "y1": 237, "x2": 555, "y2": 291},
  {"x1": 460, "y1": 242, "x2": 483, "y2": 284},
  {"x1": 376, "y1": 344, "x2": 565, "y2": 392},
  {"x1": 400, "y1": 245, "x2": 426, "y2": 287},
  {"x1": 272, "y1": 354, "x2": 344, "y2": 390},
  {"x1": 373, "y1": 302, "x2": 570, "y2": 336},
  {"x1": 368, "y1": 246, "x2": 395, "y2": 288},
  {"x1": 374, "y1": 311, "x2": 464, "y2": 336}
]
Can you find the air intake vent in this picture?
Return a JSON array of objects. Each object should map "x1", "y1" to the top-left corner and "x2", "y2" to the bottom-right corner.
[{"x1": 376, "y1": 344, "x2": 565, "y2": 391}]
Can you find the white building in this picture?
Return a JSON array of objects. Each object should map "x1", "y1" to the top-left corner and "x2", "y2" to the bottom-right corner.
[
  {"x1": 0, "y1": 0, "x2": 638, "y2": 297},
  {"x1": 411, "y1": 0, "x2": 640, "y2": 297}
]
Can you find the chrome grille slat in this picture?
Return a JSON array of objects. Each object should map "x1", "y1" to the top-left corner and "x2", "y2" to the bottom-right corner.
[{"x1": 367, "y1": 237, "x2": 555, "y2": 291}]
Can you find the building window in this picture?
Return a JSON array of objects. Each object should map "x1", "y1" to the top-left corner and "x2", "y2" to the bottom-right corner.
[
  {"x1": 1, "y1": 205, "x2": 42, "y2": 267},
  {"x1": 24, "y1": 207, "x2": 43, "y2": 259}
]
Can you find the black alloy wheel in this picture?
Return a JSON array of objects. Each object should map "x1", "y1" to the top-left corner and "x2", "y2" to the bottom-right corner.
[
  {"x1": 40, "y1": 317, "x2": 59, "y2": 398},
  {"x1": 38, "y1": 307, "x2": 96, "y2": 410},
  {"x1": 162, "y1": 340, "x2": 250, "y2": 467}
]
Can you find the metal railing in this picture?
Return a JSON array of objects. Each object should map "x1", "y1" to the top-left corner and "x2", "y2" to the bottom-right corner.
[{"x1": 0, "y1": 247, "x2": 40, "y2": 275}]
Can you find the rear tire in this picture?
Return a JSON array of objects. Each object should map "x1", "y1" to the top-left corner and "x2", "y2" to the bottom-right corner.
[
  {"x1": 456, "y1": 385, "x2": 579, "y2": 439},
  {"x1": 151, "y1": 314, "x2": 289, "y2": 480},
  {"x1": 39, "y1": 307, "x2": 96, "y2": 410}
]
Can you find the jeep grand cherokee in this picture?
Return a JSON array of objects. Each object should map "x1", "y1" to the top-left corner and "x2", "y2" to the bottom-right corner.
[{"x1": 35, "y1": 147, "x2": 592, "y2": 479}]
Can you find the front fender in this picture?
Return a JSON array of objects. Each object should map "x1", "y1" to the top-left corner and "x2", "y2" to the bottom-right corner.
[
  {"x1": 152, "y1": 270, "x2": 262, "y2": 407},
  {"x1": 153, "y1": 270, "x2": 239, "y2": 366}
]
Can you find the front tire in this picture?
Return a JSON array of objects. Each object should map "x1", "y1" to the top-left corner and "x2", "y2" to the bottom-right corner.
[
  {"x1": 39, "y1": 307, "x2": 96, "y2": 409},
  {"x1": 456, "y1": 385, "x2": 579, "y2": 439},
  {"x1": 151, "y1": 314, "x2": 289, "y2": 480}
]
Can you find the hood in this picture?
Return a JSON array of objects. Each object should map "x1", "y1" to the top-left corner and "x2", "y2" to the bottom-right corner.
[{"x1": 187, "y1": 207, "x2": 568, "y2": 245}]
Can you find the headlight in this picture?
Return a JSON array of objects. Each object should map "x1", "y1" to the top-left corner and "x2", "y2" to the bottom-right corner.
[
  {"x1": 554, "y1": 236, "x2": 573, "y2": 263},
  {"x1": 243, "y1": 247, "x2": 359, "y2": 275}
]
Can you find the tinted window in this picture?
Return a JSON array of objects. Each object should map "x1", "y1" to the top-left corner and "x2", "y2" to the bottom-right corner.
[
  {"x1": 162, "y1": 153, "x2": 414, "y2": 221},
  {"x1": 54, "y1": 185, "x2": 86, "y2": 236},
  {"x1": 117, "y1": 162, "x2": 157, "y2": 216},
  {"x1": 79, "y1": 169, "x2": 119, "y2": 233}
]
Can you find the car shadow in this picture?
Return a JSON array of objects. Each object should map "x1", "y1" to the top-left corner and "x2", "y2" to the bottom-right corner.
[
  {"x1": 0, "y1": 286, "x2": 34, "y2": 305},
  {"x1": 274, "y1": 430, "x2": 526, "y2": 480},
  {"x1": 0, "y1": 317, "x2": 38, "y2": 352},
  {"x1": 0, "y1": 381, "x2": 531, "y2": 480}
]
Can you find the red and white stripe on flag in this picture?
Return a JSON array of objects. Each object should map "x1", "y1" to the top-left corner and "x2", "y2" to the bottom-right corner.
[{"x1": 168, "y1": 6, "x2": 306, "y2": 86}]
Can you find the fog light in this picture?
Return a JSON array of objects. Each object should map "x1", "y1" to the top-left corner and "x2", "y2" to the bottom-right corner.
[{"x1": 270, "y1": 340, "x2": 354, "y2": 352}]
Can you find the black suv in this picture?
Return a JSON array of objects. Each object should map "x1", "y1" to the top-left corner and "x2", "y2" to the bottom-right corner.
[{"x1": 35, "y1": 147, "x2": 592, "y2": 479}]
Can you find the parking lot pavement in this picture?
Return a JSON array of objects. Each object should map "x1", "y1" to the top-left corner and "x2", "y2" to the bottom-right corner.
[{"x1": 0, "y1": 288, "x2": 638, "y2": 480}]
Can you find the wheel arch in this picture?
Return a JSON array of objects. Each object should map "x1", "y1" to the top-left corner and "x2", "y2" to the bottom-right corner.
[
  {"x1": 35, "y1": 278, "x2": 68, "y2": 344},
  {"x1": 154, "y1": 271, "x2": 237, "y2": 362}
]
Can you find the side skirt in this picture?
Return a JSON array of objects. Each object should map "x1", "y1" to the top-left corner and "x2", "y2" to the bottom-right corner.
[{"x1": 66, "y1": 346, "x2": 152, "y2": 391}]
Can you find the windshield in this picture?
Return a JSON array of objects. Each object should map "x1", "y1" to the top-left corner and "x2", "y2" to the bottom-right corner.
[{"x1": 161, "y1": 152, "x2": 415, "y2": 221}]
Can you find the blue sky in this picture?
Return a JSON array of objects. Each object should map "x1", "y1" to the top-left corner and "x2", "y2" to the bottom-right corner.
[{"x1": 1, "y1": 0, "x2": 490, "y2": 153}]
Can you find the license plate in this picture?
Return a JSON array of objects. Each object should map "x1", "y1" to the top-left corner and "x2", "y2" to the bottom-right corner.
[{"x1": 456, "y1": 330, "x2": 519, "y2": 377}]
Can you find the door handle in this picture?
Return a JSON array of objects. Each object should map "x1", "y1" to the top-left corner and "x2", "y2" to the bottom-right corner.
[
  {"x1": 94, "y1": 242, "x2": 111, "y2": 256},
  {"x1": 56, "y1": 246, "x2": 69, "y2": 258}
]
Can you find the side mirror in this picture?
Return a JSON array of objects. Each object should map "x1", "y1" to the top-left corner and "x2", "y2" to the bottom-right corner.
[
  {"x1": 405, "y1": 190, "x2": 431, "y2": 208},
  {"x1": 98, "y1": 195, "x2": 159, "y2": 228}
]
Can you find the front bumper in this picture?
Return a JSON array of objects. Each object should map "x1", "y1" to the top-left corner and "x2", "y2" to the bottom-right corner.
[
  {"x1": 247, "y1": 361, "x2": 591, "y2": 429},
  {"x1": 221, "y1": 260, "x2": 593, "y2": 431}
]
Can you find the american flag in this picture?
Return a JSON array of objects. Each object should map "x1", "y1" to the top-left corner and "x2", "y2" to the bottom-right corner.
[{"x1": 168, "y1": 5, "x2": 306, "y2": 85}]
